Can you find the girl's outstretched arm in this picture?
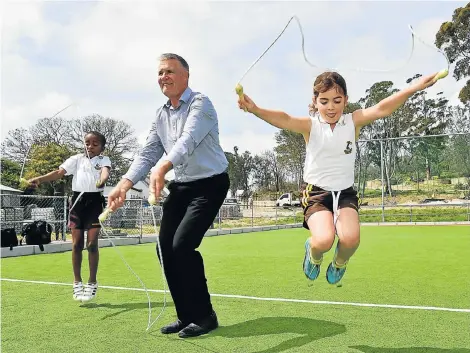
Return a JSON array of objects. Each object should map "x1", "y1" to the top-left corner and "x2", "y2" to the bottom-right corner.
[
  {"x1": 238, "y1": 93, "x2": 311, "y2": 134},
  {"x1": 352, "y1": 72, "x2": 438, "y2": 128},
  {"x1": 27, "y1": 168, "x2": 67, "y2": 187}
]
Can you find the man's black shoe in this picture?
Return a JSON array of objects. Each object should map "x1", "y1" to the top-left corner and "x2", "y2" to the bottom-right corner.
[
  {"x1": 178, "y1": 312, "x2": 218, "y2": 338},
  {"x1": 160, "y1": 320, "x2": 187, "y2": 334}
]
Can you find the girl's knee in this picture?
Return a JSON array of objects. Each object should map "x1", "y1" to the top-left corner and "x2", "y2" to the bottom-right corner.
[
  {"x1": 310, "y1": 234, "x2": 335, "y2": 252},
  {"x1": 339, "y1": 233, "x2": 360, "y2": 248},
  {"x1": 87, "y1": 240, "x2": 99, "y2": 253},
  {"x1": 72, "y1": 242, "x2": 84, "y2": 252}
]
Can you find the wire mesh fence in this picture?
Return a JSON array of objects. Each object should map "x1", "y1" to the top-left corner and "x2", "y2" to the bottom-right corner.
[
  {"x1": 354, "y1": 133, "x2": 470, "y2": 206},
  {"x1": 1, "y1": 133, "x2": 468, "y2": 244},
  {"x1": 1, "y1": 194, "x2": 68, "y2": 241}
]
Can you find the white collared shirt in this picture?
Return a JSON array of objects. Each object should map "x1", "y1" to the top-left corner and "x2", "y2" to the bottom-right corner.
[
  {"x1": 60, "y1": 154, "x2": 112, "y2": 192},
  {"x1": 303, "y1": 113, "x2": 356, "y2": 191}
]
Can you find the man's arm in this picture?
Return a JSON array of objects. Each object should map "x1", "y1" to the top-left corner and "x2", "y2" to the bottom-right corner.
[{"x1": 119, "y1": 118, "x2": 165, "y2": 191}]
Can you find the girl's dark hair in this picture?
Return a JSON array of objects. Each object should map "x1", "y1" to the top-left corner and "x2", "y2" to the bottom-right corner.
[
  {"x1": 308, "y1": 71, "x2": 348, "y2": 115},
  {"x1": 86, "y1": 131, "x2": 106, "y2": 151}
]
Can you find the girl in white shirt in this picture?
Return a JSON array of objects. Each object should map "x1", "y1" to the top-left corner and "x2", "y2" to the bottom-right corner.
[
  {"x1": 28, "y1": 131, "x2": 111, "y2": 301},
  {"x1": 237, "y1": 71, "x2": 438, "y2": 285}
]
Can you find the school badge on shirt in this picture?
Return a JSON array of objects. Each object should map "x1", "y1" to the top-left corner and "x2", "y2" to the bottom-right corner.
[
  {"x1": 94, "y1": 155, "x2": 104, "y2": 170},
  {"x1": 344, "y1": 141, "x2": 353, "y2": 154}
]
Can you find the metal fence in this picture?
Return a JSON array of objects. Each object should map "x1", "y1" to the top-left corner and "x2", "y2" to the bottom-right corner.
[
  {"x1": 1, "y1": 194, "x2": 68, "y2": 240},
  {"x1": 1, "y1": 193, "x2": 468, "y2": 244},
  {"x1": 242, "y1": 133, "x2": 470, "y2": 223},
  {"x1": 354, "y1": 133, "x2": 470, "y2": 222},
  {"x1": 2, "y1": 132, "x2": 469, "y2": 244}
]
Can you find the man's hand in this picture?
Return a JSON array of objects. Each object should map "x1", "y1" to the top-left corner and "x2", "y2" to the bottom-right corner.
[
  {"x1": 149, "y1": 160, "x2": 172, "y2": 202},
  {"x1": 149, "y1": 169, "x2": 166, "y2": 201},
  {"x1": 107, "y1": 179, "x2": 133, "y2": 211}
]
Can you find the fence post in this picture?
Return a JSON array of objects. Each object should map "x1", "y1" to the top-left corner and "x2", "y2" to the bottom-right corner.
[
  {"x1": 410, "y1": 205, "x2": 413, "y2": 223},
  {"x1": 275, "y1": 205, "x2": 278, "y2": 225},
  {"x1": 467, "y1": 202, "x2": 469, "y2": 222},
  {"x1": 218, "y1": 210, "x2": 221, "y2": 230},
  {"x1": 251, "y1": 203, "x2": 254, "y2": 228},
  {"x1": 63, "y1": 196, "x2": 67, "y2": 241},
  {"x1": 380, "y1": 140, "x2": 385, "y2": 222},
  {"x1": 140, "y1": 198, "x2": 143, "y2": 239}
]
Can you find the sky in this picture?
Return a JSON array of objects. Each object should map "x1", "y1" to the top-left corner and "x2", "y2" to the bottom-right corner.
[{"x1": 1, "y1": 0, "x2": 467, "y2": 157}]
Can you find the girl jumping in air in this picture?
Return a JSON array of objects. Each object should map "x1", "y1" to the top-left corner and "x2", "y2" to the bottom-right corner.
[
  {"x1": 237, "y1": 71, "x2": 438, "y2": 285},
  {"x1": 28, "y1": 131, "x2": 111, "y2": 301}
]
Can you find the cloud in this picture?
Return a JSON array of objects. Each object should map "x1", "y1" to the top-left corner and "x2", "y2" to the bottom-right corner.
[{"x1": 2, "y1": 0, "x2": 466, "y2": 155}]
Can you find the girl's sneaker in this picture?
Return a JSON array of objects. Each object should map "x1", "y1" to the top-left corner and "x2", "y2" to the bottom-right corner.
[
  {"x1": 81, "y1": 282, "x2": 98, "y2": 302},
  {"x1": 326, "y1": 261, "x2": 347, "y2": 285},
  {"x1": 326, "y1": 243, "x2": 348, "y2": 286},
  {"x1": 73, "y1": 282, "x2": 84, "y2": 301},
  {"x1": 303, "y1": 239, "x2": 322, "y2": 280}
]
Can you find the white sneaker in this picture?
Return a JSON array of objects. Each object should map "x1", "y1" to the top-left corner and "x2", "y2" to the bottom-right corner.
[
  {"x1": 73, "y1": 282, "x2": 84, "y2": 301},
  {"x1": 81, "y1": 282, "x2": 98, "y2": 302}
]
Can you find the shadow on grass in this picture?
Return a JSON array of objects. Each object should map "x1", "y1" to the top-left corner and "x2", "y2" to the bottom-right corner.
[
  {"x1": 81, "y1": 301, "x2": 173, "y2": 320},
  {"x1": 197, "y1": 316, "x2": 346, "y2": 353}
]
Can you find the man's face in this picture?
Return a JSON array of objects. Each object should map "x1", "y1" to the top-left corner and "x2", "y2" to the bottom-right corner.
[{"x1": 157, "y1": 59, "x2": 189, "y2": 99}]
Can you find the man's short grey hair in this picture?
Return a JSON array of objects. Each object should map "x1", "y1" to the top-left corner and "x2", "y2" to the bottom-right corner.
[{"x1": 159, "y1": 53, "x2": 189, "y2": 72}]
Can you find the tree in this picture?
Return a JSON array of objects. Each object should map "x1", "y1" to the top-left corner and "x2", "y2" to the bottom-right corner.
[
  {"x1": 402, "y1": 74, "x2": 451, "y2": 180},
  {"x1": 251, "y1": 154, "x2": 272, "y2": 191},
  {"x1": 344, "y1": 102, "x2": 361, "y2": 114},
  {"x1": 68, "y1": 115, "x2": 138, "y2": 185},
  {"x1": 1, "y1": 128, "x2": 34, "y2": 163},
  {"x1": 23, "y1": 143, "x2": 74, "y2": 195},
  {"x1": 435, "y1": 2, "x2": 470, "y2": 104},
  {"x1": 250, "y1": 150, "x2": 286, "y2": 192},
  {"x1": 444, "y1": 106, "x2": 470, "y2": 178},
  {"x1": 225, "y1": 146, "x2": 254, "y2": 197},
  {"x1": 264, "y1": 150, "x2": 285, "y2": 192},
  {"x1": 0, "y1": 158, "x2": 22, "y2": 189},
  {"x1": 225, "y1": 151, "x2": 237, "y2": 196},
  {"x1": 32, "y1": 117, "x2": 71, "y2": 146},
  {"x1": 2, "y1": 115, "x2": 139, "y2": 187},
  {"x1": 274, "y1": 130, "x2": 305, "y2": 189},
  {"x1": 358, "y1": 81, "x2": 406, "y2": 196}
]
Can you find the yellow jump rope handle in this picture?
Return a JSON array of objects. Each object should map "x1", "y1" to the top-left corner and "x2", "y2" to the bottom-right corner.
[
  {"x1": 19, "y1": 177, "x2": 29, "y2": 187},
  {"x1": 433, "y1": 68, "x2": 448, "y2": 82},
  {"x1": 98, "y1": 208, "x2": 112, "y2": 222},
  {"x1": 235, "y1": 84, "x2": 247, "y2": 112},
  {"x1": 235, "y1": 83, "x2": 244, "y2": 98},
  {"x1": 148, "y1": 193, "x2": 157, "y2": 206}
]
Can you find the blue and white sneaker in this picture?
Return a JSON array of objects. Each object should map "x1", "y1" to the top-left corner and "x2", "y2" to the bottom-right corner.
[
  {"x1": 303, "y1": 239, "x2": 322, "y2": 280},
  {"x1": 326, "y1": 262, "x2": 347, "y2": 286},
  {"x1": 326, "y1": 244, "x2": 347, "y2": 286}
]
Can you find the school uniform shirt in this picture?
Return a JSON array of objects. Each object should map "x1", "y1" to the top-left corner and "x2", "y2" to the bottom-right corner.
[
  {"x1": 60, "y1": 154, "x2": 112, "y2": 192},
  {"x1": 303, "y1": 113, "x2": 356, "y2": 191}
]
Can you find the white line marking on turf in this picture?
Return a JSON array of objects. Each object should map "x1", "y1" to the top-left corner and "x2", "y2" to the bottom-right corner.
[{"x1": 2, "y1": 278, "x2": 469, "y2": 313}]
